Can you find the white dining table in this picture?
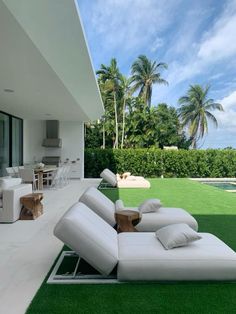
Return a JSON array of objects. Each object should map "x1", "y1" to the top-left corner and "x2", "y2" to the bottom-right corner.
[{"x1": 34, "y1": 166, "x2": 57, "y2": 190}]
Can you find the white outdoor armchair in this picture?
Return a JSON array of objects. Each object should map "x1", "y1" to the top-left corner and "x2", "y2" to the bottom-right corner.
[{"x1": 0, "y1": 177, "x2": 32, "y2": 222}]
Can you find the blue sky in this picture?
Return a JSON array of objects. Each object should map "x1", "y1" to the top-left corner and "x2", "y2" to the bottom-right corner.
[{"x1": 77, "y1": 0, "x2": 236, "y2": 148}]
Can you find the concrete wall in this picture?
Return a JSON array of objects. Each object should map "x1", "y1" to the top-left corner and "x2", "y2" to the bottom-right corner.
[
  {"x1": 23, "y1": 120, "x2": 84, "y2": 178},
  {"x1": 23, "y1": 120, "x2": 45, "y2": 164}
]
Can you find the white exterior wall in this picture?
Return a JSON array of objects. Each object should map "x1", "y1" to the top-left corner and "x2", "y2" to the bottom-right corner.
[
  {"x1": 23, "y1": 120, "x2": 45, "y2": 164},
  {"x1": 23, "y1": 120, "x2": 84, "y2": 178}
]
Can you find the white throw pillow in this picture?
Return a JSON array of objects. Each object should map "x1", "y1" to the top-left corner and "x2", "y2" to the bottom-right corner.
[
  {"x1": 156, "y1": 223, "x2": 202, "y2": 250},
  {"x1": 138, "y1": 198, "x2": 162, "y2": 213},
  {"x1": 115, "y1": 199, "x2": 125, "y2": 212},
  {"x1": 122, "y1": 172, "x2": 131, "y2": 179}
]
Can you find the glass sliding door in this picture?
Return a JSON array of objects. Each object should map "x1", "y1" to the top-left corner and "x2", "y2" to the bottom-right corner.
[
  {"x1": 0, "y1": 111, "x2": 23, "y2": 177},
  {"x1": 12, "y1": 117, "x2": 23, "y2": 167},
  {"x1": 0, "y1": 113, "x2": 10, "y2": 176}
]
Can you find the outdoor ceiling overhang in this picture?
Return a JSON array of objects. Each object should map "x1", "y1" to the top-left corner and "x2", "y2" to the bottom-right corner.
[{"x1": 0, "y1": 0, "x2": 104, "y2": 121}]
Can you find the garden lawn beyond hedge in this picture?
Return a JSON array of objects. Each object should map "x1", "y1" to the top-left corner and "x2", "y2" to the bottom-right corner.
[{"x1": 27, "y1": 179, "x2": 236, "y2": 314}]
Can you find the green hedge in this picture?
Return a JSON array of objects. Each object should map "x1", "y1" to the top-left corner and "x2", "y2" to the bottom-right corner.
[{"x1": 84, "y1": 148, "x2": 236, "y2": 178}]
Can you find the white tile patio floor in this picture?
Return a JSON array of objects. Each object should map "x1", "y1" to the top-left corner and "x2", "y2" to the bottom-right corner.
[{"x1": 0, "y1": 179, "x2": 100, "y2": 314}]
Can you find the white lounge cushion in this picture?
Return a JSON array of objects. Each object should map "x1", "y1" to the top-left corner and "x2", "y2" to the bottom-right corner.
[
  {"x1": 100, "y1": 169, "x2": 117, "y2": 187},
  {"x1": 136, "y1": 207, "x2": 198, "y2": 232},
  {"x1": 139, "y1": 198, "x2": 162, "y2": 213},
  {"x1": 79, "y1": 187, "x2": 116, "y2": 226},
  {"x1": 0, "y1": 177, "x2": 22, "y2": 190},
  {"x1": 117, "y1": 178, "x2": 150, "y2": 188},
  {"x1": 156, "y1": 223, "x2": 201, "y2": 249},
  {"x1": 115, "y1": 200, "x2": 125, "y2": 212},
  {"x1": 117, "y1": 232, "x2": 236, "y2": 281},
  {"x1": 79, "y1": 188, "x2": 198, "y2": 231},
  {"x1": 54, "y1": 202, "x2": 118, "y2": 276}
]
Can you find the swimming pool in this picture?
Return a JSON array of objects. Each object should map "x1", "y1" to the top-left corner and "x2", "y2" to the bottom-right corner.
[{"x1": 201, "y1": 181, "x2": 236, "y2": 191}]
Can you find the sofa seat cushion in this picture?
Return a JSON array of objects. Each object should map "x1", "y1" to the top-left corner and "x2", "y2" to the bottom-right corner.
[
  {"x1": 54, "y1": 202, "x2": 118, "y2": 276},
  {"x1": 79, "y1": 187, "x2": 116, "y2": 226},
  {"x1": 117, "y1": 232, "x2": 236, "y2": 281},
  {"x1": 136, "y1": 207, "x2": 198, "y2": 232}
]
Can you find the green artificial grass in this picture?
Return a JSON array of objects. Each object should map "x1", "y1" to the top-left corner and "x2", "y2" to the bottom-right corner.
[{"x1": 27, "y1": 179, "x2": 236, "y2": 314}]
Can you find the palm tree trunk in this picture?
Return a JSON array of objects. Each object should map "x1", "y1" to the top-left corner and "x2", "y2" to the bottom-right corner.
[
  {"x1": 191, "y1": 138, "x2": 197, "y2": 149},
  {"x1": 121, "y1": 97, "x2": 126, "y2": 149},
  {"x1": 113, "y1": 91, "x2": 119, "y2": 149}
]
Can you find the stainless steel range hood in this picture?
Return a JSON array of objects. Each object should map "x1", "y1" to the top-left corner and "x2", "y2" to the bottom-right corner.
[{"x1": 42, "y1": 120, "x2": 62, "y2": 148}]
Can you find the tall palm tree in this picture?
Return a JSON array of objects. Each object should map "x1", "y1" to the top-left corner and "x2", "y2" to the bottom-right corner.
[
  {"x1": 178, "y1": 84, "x2": 224, "y2": 148},
  {"x1": 97, "y1": 59, "x2": 121, "y2": 148},
  {"x1": 131, "y1": 55, "x2": 168, "y2": 107},
  {"x1": 120, "y1": 75, "x2": 132, "y2": 148}
]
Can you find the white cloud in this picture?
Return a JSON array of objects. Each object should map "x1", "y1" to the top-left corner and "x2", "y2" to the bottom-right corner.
[
  {"x1": 86, "y1": 0, "x2": 182, "y2": 53},
  {"x1": 151, "y1": 37, "x2": 164, "y2": 52},
  {"x1": 198, "y1": 14, "x2": 236, "y2": 62},
  {"x1": 161, "y1": 0, "x2": 236, "y2": 88},
  {"x1": 214, "y1": 90, "x2": 236, "y2": 132}
]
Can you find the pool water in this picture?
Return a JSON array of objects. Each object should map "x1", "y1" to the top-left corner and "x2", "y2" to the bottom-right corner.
[{"x1": 202, "y1": 182, "x2": 236, "y2": 191}]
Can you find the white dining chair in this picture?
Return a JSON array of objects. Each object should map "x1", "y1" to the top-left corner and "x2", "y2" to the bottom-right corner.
[
  {"x1": 19, "y1": 168, "x2": 39, "y2": 190},
  {"x1": 6, "y1": 167, "x2": 16, "y2": 178}
]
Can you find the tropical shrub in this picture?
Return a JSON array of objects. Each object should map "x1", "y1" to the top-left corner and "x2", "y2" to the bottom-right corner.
[{"x1": 84, "y1": 148, "x2": 236, "y2": 178}]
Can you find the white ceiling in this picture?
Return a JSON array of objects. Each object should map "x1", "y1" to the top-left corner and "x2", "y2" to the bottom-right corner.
[{"x1": 0, "y1": 0, "x2": 104, "y2": 121}]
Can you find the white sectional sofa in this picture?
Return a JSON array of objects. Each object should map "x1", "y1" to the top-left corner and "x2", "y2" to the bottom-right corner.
[
  {"x1": 0, "y1": 177, "x2": 32, "y2": 223},
  {"x1": 79, "y1": 187, "x2": 198, "y2": 231},
  {"x1": 54, "y1": 202, "x2": 236, "y2": 281}
]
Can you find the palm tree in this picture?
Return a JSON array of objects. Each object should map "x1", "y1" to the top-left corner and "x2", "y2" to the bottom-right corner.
[
  {"x1": 120, "y1": 75, "x2": 132, "y2": 148},
  {"x1": 178, "y1": 84, "x2": 224, "y2": 148},
  {"x1": 96, "y1": 59, "x2": 121, "y2": 148},
  {"x1": 131, "y1": 55, "x2": 168, "y2": 107}
]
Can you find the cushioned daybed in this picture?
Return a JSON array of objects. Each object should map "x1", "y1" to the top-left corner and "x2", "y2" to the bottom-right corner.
[
  {"x1": 79, "y1": 187, "x2": 198, "y2": 231},
  {"x1": 54, "y1": 202, "x2": 236, "y2": 281},
  {"x1": 100, "y1": 168, "x2": 151, "y2": 189}
]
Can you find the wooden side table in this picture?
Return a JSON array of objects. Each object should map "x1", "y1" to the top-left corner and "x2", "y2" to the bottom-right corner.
[
  {"x1": 20, "y1": 193, "x2": 44, "y2": 220},
  {"x1": 115, "y1": 210, "x2": 141, "y2": 233}
]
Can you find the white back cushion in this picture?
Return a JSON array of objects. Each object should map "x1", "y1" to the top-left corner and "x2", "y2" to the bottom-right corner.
[
  {"x1": 54, "y1": 202, "x2": 118, "y2": 275},
  {"x1": 0, "y1": 177, "x2": 22, "y2": 191},
  {"x1": 79, "y1": 187, "x2": 116, "y2": 226},
  {"x1": 100, "y1": 169, "x2": 117, "y2": 187}
]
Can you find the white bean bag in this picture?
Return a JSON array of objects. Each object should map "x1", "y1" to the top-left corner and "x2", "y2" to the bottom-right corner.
[
  {"x1": 79, "y1": 187, "x2": 198, "y2": 231},
  {"x1": 54, "y1": 203, "x2": 236, "y2": 281}
]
